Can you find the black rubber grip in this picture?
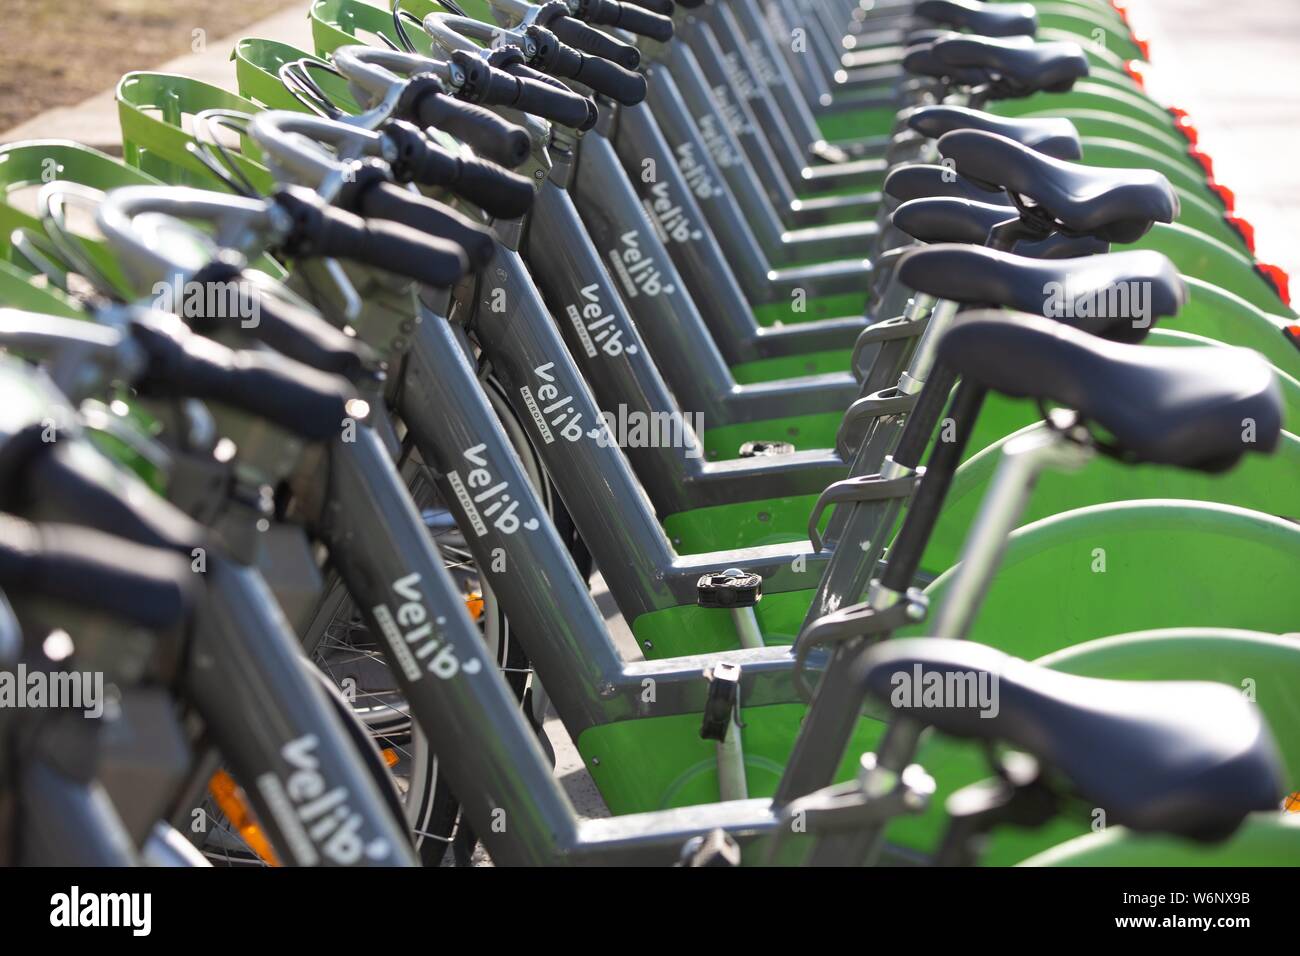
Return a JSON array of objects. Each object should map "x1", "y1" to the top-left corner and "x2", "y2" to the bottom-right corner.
[
  {"x1": 0, "y1": 516, "x2": 194, "y2": 632},
  {"x1": 385, "y1": 123, "x2": 534, "y2": 219},
  {"x1": 583, "y1": 0, "x2": 674, "y2": 41},
  {"x1": 453, "y1": 52, "x2": 598, "y2": 130},
  {"x1": 509, "y1": 74, "x2": 599, "y2": 130},
  {"x1": 356, "y1": 181, "x2": 496, "y2": 269},
  {"x1": 275, "y1": 189, "x2": 470, "y2": 288},
  {"x1": 189, "y1": 262, "x2": 374, "y2": 380},
  {"x1": 130, "y1": 320, "x2": 356, "y2": 442},
  {"x1": 569, "y1": 49, "x2": 648, "y2": 105},
  {"x1": 23, "y1": 442, "x2": 206, "y2": 553},
  {"x1": 415, "y1": 89, "x2": 531, "y2": 168},
  {"x1": 623, "y1": 0, "x2": 675, "y2": 15},
  {"x1": 549, "y1": 16, "x2": 640, "y2": 69}
]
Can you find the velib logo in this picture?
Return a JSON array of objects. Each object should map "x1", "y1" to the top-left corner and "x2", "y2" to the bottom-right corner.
[
  {"x1": 446, "y1": 443, "x2": 540, "y2": 537},
  {"x1": 563, "y1": 283, "x2": 639, "y2": 358},
  {"x1": 520, "y1": 362, "x2": 590, "y2": 444},
  {"x1": 607, "y1": 230, "x2": 675, "y2": 299},
  {"x1": 0, "y1": 665, "x2": 103, "y2": 717},
  {"x1": 50, "y1": 887, "x2": 151, "y2": 936},
  {"x1": 722, "y1": 51, "x2": 762, "y2": 102},
  {"x1": 709, "y1": 83, "x2": 752, "y2": 139},
  {"x1": 696, "y1": 112, "x2": 742, "y2": 168},
  {"x1": 256, "y1": 734, "x2": 394, "y2": 866},
  {"x1": 889, "y1": 665, "x2": 999, "y2": 718},
  {"x1": 673, "y1": 142, "x2": 721, "y2": 201},
  {"x1": 641, "y1": 181, "x2": 704, "y2": 245},
  {"x1": 370, "y1": 573, "x2": 482, "y2": 682}
]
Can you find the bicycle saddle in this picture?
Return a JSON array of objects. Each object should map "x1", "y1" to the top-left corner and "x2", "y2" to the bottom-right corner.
[
  {"x1": 938, "y1": 310, "x2": 1282, "y2": 471},
  {"x1": 914, "y1": 0, "x2": 1038, "y2": 38},
  {"x1": 902, "y1": 43, "x2": 988, "y2": 87},
  {"x1": 937, "y1": 129, "x2": 1180, "y2": 243},
  {"x1": 907, "y1": 105, "x2": 1081, "y2": 160},
  {"x1": 928, "y1": 35, "x2": 1088, "y2": 97},
  {"x1": 891, "y1": 197, "x2": 1106, "y2": 256},
  {"x1": 884, "y1": 163, "x2": 1006, "y2": 204},
  {"x1": 858, "y1": 638, "x2": 1284, "y2": 840},
  {"x1": 895, "y1": 245, "x2": 1184, "y2": 340}
]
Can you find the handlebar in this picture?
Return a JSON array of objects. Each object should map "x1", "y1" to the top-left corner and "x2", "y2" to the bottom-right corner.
[
  {"x1": 574, "y1": 0, "x2": 674, "y2": 41},
  {"x1": 129, "y1": 314, "x2": 360, "y2": 443},
  {"x1": 187, "y1": 263, "x2": 376, "y2": 380},
  {"x1": 451, "y1": 50, "x2": 598, "y2": 130},
  {"x1": 396, "y1": 74, "x2": 532, "y2": 167},
  {"x1": 338, "y1": 170, "x2": 497, "y2": 268},
  {"x1": 525, "y1": 26, "x2": 647, "y2": 105},
  {"x1": 0, "y1": 515, "x2": 194, "y2": 632},
  {"x1": 546, "y1": 16, "x2": 640, "y2": 69},
  {"x1": 274, "y1": 187, "x2": 471, "y2": 288},
  {"x1": 384, "y1": 122, "x2": 535, "y2": 219}
]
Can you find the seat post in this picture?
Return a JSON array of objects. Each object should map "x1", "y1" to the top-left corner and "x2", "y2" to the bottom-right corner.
[{"x1": 929, "y1": 418, "x2": 1093, "y2": 642}]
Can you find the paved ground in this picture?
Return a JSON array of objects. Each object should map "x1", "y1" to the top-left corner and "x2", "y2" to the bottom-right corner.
[{"x1": 0, "y1": 3, "x2": 318, "y2": 149}]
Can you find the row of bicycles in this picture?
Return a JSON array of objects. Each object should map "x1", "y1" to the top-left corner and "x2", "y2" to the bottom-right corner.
[{"x1": 0, "y1": 0, "x2": 1296, "y2": 866}]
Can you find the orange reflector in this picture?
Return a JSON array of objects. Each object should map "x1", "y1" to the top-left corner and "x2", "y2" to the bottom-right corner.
[
  {"x1": 1284, "y1": 791, "x2": 1300, "y2": 812},
  {"x1": 1130, "y1": 33, "x2": 1150, "y2": 61},
  {"x1": 208, "y1": 770, "x2": 280, "y2": 866},
  {"x1": 381, "y1": 747, "x2": 401, "y2": 768},
  {"x1": 1172, "y1": 114, "x2": 1198, "y2": 146},
  {"x1": 1122, "y1": 60, "x2": 1146, "y2": 90},
  {"x1": 1226, "y1": 214, "x2": 1256, "y2": 253},
  {"x1": 1209, "y1": 182, "x2": 1235, "y2": 211},
  {"x1": 1258, "y1": 264, "x2": 1292, "y2": 307},
  {"x1": 465, "y1": 591, "x2": 485, "y2": 621},
  {"x1": 1189, "y1": 147, "x2": 1215, "y2": 181}
]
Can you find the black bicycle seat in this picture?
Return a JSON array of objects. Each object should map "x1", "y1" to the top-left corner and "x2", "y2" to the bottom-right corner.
[
  {"x1": 893, "y1": 197, "x2": 1109, "y2": 256},
  {"x1": 930, "y1": 35, "x2": 1089, "y2": 96},
  {"x1": 895, "y1": 244, "x2": 1184, "y2": 340},
  {"x1": 914, "y1": 0, "x2": 1037, "y2": 38},
  {"x1": 938, "y1": 309, "x2": 1282, "y2": 470},
  {"x1": 858, "y1": 639, "x2": 1284, "y2": 840},
  {"x1": 884, "y1": 163, "x2": 1006, "y2": 204},
  {"x1": 902, "y1": 42, "x2": 989, "y2": 87},
  {"x1": 907, "y1": 105, "x2": 1081, "y2": 160},
  {"x1": 937, "y1": 129, "x2": 1180, "y2": 242}
]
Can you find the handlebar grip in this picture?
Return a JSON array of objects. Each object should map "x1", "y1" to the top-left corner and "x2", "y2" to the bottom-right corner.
[
  {"x1": 446, "y1": 155, "x2": 535, "y2": 219},
  {"x1": 414, "y1": 88, "x2": 531, "y2": 168},
  {"x1": 189, "y1": 263, "x2": 375, "y2": 380},
  {"x1": 355, "y1": 181, "x2": 496, "y2": 268},
  {"x1": 569, "y1": 50, "x2": 647, "y2": 105},
  {"x1": 584, "y1": 0, "x2": 674, "y2": 42},
  {"x1": 385, "y1": 124, "x2": 535, "y2": 219},
  {"x1": 506, "y1": 72, "x2": 599, "y2": 130},
  {"x1": 130, "y1": 320, "x2": 357, "y2": 442},
  {"x1": 0, "y1": 516, "x2": 194, "y2": 632},
  {"x1": 453, "y1": 52, "x2": 598, "y2": 130},
  {"x1": 622, "y1": 0, "x2": 675, "y2": 15},
  {"x1": 276, "y1": 189, "x2": 470, "y2": 288},
  {"x1": 549, "y1": 16, "x2": 640, "y2": 69}
]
